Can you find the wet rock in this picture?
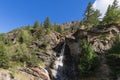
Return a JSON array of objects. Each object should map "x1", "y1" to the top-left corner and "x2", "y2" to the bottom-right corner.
[
  {"x1": 95, "y1": 56, "x2": 112, "y2": 79},
  {"x1": 66, "y1": 38, "x2": 81, "y2": 57}
]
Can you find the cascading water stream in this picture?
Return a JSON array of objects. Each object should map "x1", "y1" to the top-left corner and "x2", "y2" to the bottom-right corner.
[
  {"x1": 52, "y1": 42, "x2": 66, "y2": 80},
  {"x1": 55, "y1": 42, "x2": 66, "y2": 69}
]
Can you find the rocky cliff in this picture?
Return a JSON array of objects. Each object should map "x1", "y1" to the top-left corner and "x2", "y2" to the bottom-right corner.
[
  {"x1": 0, "y1": 23, "x2": 120, "y2": 80},
  {"x1": 66, "y1": 23, "x2": 120, "y2": 80}
]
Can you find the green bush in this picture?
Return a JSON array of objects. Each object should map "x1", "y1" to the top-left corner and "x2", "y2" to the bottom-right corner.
[
  {"x1": 0, "y1": 41, "x2": 10, "y2": 69},
  {"x1": 45, "y1": 28, "x2": 51, "y2": 34},
  {"x1": 26, "y1": 53, "x2": 40, "y2": 67},
  {"x1": 106, "y1": 36, "x2": 120, "y2": 77},
  {"x1": 0, "y1": 34, "x2": 5, "y2": 41},
  {"x1": 18, "y1": 29, "x2": 32, "y2": 44},
  {"x1": 54, "y1": 26, "x2": 63, "y2": 34},
  {"x1": 70, "y1": 26, "x2": 77, "y2": 31},
  {"x1": 79, "y1": 39, "x2": 96, "y2": 76},
  {"x1": 108, "y1": 36, "x2": 120, "y2": 54},
  {"x1": 7, "y1": 41, "x2": 13, "y2": 46},
  {"x1": 12, "y1": 45, "x2": 40, "y2": 67},
  {"x1": 12, "y1": 52, "x2": 39, "y2": 67}
]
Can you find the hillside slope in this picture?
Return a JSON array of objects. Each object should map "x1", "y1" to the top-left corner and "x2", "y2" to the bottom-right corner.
[{"x1": 0, "y1": 23, "x2": 120, "y2": 80}]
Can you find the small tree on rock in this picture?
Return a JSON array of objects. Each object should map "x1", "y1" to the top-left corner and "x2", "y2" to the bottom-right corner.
[
  {"x1": 33, "y1": 21, "x2": 40, "y2": 28},
  {"x1": 44, "y1": 17, "x2": 51, "y2": 28}
]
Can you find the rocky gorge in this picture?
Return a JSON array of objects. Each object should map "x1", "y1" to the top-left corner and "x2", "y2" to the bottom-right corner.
[{"x1": 0, "y1": 23, "x2": 120, "y2": 80}]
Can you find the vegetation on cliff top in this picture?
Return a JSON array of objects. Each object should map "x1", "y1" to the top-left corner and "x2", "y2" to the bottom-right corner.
[{"x1": 0, "y1": 0, "x2": 120, "y2": 79}]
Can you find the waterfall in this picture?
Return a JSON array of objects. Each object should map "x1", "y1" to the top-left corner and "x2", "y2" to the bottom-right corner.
[
  {"x1": 51, "y1": 42, "x2": 66, "y2": 80},
  {"x1": 55, "y1": 42, "x2": 66, "y2": 70}
]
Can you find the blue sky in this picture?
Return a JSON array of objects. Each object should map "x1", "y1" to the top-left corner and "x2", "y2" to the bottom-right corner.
[{"x1": 0, "y1": 0, "x2": 95, "y2": 33}]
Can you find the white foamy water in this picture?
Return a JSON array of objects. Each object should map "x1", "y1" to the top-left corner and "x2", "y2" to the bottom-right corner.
[{"x1": 52, "y1": 42, "x2": 66, "y2": 80}]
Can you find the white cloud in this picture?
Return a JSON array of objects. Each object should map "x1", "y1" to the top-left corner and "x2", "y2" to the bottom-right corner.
[{"x1": 93, "y1": 0, "x2": 120, "y2": 18}]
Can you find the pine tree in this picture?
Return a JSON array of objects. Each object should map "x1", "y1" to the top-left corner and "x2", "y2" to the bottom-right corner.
[
  {"x1": 90, "y1": 9, "x2": 101, "y2": 25},
  {"x1": 83, "y1": 2, "x2": 94, "y2": 23},
  {"x1": 83, "y1": 2, "x2": 100, "y2": 26},
  {"x1": 33, "y1": 21, "x2": 39, "y2": 28},
  {"x1": 102, "y1": 5, "x2": 111, "y2": 23},
  {"x1": 102, "y1": 0, "x2": 120, "y2": 24},
  {"x1": 44, "y1": 17, "x2": 51, "y2": 28},
  {"x1": 112, "y1": 0, "x2": 118, "y2": 9}
]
